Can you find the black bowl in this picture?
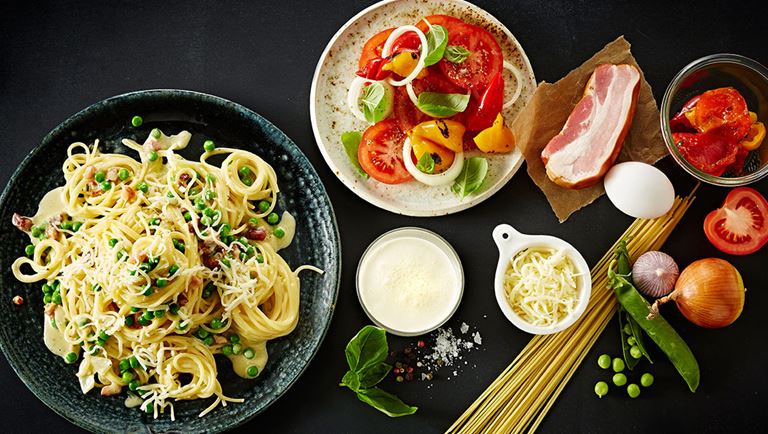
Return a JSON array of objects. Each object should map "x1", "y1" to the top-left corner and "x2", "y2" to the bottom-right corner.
[{"x1": 0, "y1": 90, "x2": 340, "y2": 433}]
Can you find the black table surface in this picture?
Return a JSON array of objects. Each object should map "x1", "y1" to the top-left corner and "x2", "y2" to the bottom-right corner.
[{"x1": 1, "y1": 1, "x2": 766, "y2": 433}]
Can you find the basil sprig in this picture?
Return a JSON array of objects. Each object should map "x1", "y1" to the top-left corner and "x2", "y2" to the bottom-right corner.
[
  {"x1": 341, "y1": 131, "x2": 368, "y2": 178},
  {"x1": 339, "y1": 326, "x2": 418, "y2": 417},
  {"x1": 416, "y1": 152, "x2": 435, "y2": 174},
  {"x1": 361, "y1": 82, "x2": 392, "y2": 124},
  {"x1": 423, "y1": 24, "x2": 448, "y2": 66},
  {"x1": 416, "y1": 91, "x2": 470, "y2": 117},
  {"x1": 452, "y1": 157, "x2": 488, "y2": 197},
  {"x1": 445, "y1": 45, "x2": 470, "y2": 63}
]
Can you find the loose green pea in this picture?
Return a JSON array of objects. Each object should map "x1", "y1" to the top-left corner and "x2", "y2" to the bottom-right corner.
[
  {"x1": 43, "y1": 294, "x2": 52, "y2": 304},
  {"x1": 60, "y1": 220, "x2": 72, "y2": 231},
  {"x1": 168, "y1": 264, "x2": 179, "y2": 276},
  {"x1": 169, "y1": 303, "x2": 180, "y2": 315},
  {"x1": 150, "y1": 128, "x2": 161, "y2": 139},
  {"x1": 203, "y1": 335, "x2": 214, "y2": 346},
  {"x1": 200, "y1": 216, "x2": 212, "y2": 226},
  {"x1": 131, "y1": 115, "x2": 143, "y2": 127},
  {"x1": 122, "y1": 371, "x2": 135, "y2": 384},
  {"x1": 203, "y1": 140, "x2": 215, "y2": 152},
  {"x1": 206, "y1": 173, "x2": 216, "y2": 183},
  {"x1": 137, "y1": 182, "x2": 149, "y2": 193},
  {"x1": 232, "y1": 343, "x2": 242, "y2": 355},
  {"x1": 124, "y1": 316, "x2": 134, "y2": 327},
  {"x1": 210, "y1": 317, "x2": 223, "y2": 329},
  {"x1": 196, "y1": 329, "x2": 210, "y2": 339},
  {"x1": 258, "y1": 200, "x2": 270, "y2": 213},
  {"x1": 204, "y1": 189, "x2": 216, "y2": 201},
  {"x1": 273, "y1": 227, "x2": 285, "y2": 239},
  {"x1": 153, "y1": 310, "x2": 165, "y2": 319},
  {"x1": 94, "y1": 171, "x2": 106, "y2": 183},
  {"x1": 183, "y1": 211, "x2": 192, "y2": 222},
  {"x1": 142, "y1": 285, "x2": 154, "y2": 296},
  {"x1": 221, "y1": 345, "x2": 233, "y2": 356},
  {"x1": 266, "y1": 212, "x2": 279, "y2": 225},
  {"x1": 597, "y1": 354, "x2": 611, "y2": 369},
  {"x1": 229, "y1": 334, "x2": 240, "y2": 344},
  {"x1": 612, "y1": 357, "x2": 625, "y2": 373},
  {"x1": 128, "y1": 379, "x2": 140, "y2": 391},
  {"x1": 629, "y1": 345, "x2": 642, "y2": 359},
  {"x1": 594, "y1": 381, "x2": 608, "y2": 398},
  {"x1": 155, "y1": 278, "x2": 168, "y2": 288},
  {"x1": 71, "y1": 221, "x2": 82, "y2": 232},
  {"x1": 627, "y1": 383, "x2": 641, "y2": 398},
  {"x1": 30, "y1": 226, "x2": 43, "y2": 238},
  {"x1": 243, "y1": 348, "x2": 255, "y2": 359},
  {"x1": 641, "y1": 373, "x2": 654, "y2": 388},
  {"x1": 148, "y1": 151, "x2": 158, "y2": 162},
  {"x1": 118, "y1": 168, "x2": 130, "y2": 181},
  {"x1": 100, "y1": 181, "x2": 112, "y2": 191},
  {"x1": 65, "y1": 352, "x2": 78, "y2": 364},
  {"x1": 612, "y1": 373, "x2": 627, "y2": 387},
  {"x1": 204, "y1": 207, "x2": 216, "y2": 217},
  {"x1": 25, "y1": 244, "x2": 35, "y2": 257},
  {"x1": 129, "y1": 356, "x2": 140, "y2": 369},
  {"x1": 239, "y1": 166, "x2": 252, "y2": 178},
  {"x1": 247, "y1": 365, "x2": 259, "y2": 377}
]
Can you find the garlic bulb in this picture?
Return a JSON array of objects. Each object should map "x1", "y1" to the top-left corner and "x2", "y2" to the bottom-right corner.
[{"x1": 632, "y1": 251, "x2": 679, "y2": 298}]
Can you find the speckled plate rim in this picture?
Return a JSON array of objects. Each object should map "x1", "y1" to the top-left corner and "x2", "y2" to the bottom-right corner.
[
  {"x1": 309, "y1": 0, "x2": 535, "y2": 217},
  {"x1": 0, "y1": 89, "x2": 342, "y2": 433}
]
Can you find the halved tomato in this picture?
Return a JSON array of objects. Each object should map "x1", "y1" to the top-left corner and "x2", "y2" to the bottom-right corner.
[
  {"x1": 704, "y1": 187, "x2": 768, "y2": 255},
  {"x1": 393, "y1": 71, "x2": 466, "y2": 132},
  {"x1": 358, "y1": 119, "x2": 412, "y2": 184},
  {"x1": 437, "y1": 22, "x2": 503, "y2": 94}
]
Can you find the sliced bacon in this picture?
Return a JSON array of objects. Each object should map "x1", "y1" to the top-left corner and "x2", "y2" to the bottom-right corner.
[
  {"x1": 541, "y1": 64, "x2": 641, "y2": 189},
  {"x1": 121, "y1": 185, "x2": 136, "y2": 202},
  {"x1": 84, "y1": 165, "x2": 97, "y2": 180},
  {"x1": 106, "y1": 168, "x2": 120, "y2": 182},
  {"x1": 12, "y1": 213, "x2": 33, "y2": 232}
]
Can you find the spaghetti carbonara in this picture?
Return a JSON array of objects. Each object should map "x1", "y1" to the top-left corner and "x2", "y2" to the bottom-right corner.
[{"x1": 11, "y1": 128, "x2": 318, "y2": 419}]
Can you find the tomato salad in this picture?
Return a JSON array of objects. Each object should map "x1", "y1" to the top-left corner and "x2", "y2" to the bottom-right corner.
[{"x1": 343, "y1": 15, "x2": 524, "y2": 195}]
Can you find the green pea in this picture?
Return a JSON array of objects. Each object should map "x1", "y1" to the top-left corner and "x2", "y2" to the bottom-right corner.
[
  {"x1": 118, "y1": 168, "x2": 130, "y2": 181},
  {"x1": 612, "y1": 373, "x2": 627, "y2": 387},
  {"x1": 98, "y1": 330, "x2": 110, "y2": 342},
  {"x1": 200, "y1": 216, "x2": 212, "y2": 226},
  {"x1": 247, "y1": 365, "x2": 259, "y2": 377},
  {"x1": 243, "y1": 348, "x2": 255, "y2": 359},
  {"x1": 149, "y1": 217, "x2": 160, "y2": 226},
  {"x1": 266, "y1": 212, "x2": 279, "y2": 225},
  {"x1": 150, "y1": 128, "x2": 161, "y2": 139},
  {"x1": 623, "y1": 324, "x2": 632, "y2": 335},
  {"x1": 273, "y1": 227, "x2": 285, "y2": 239},
  {"x1": 30, "y1": 226, "x2": 43, "y2": 238},
  {"x1": 131, "y1": 115, "x2": 143, "y2": 127},
  {"x1": 65, "y1": 352, "x2": 78, "y2": 364},
  {"x1": 597, "y1": 354, "x2": 611, "y2": 369},
  {"x1": 229, "y1": 334, "x2": 240, "y2": 344},
  {"x1": 137, "y1": 182, "x2": 149, "y2": 193},
  {"x1": 71, "y1": 222, "x2": 82, "y2": 232},
  {"x1": 238, "y1": 236, "x2": 249, "y2": 246},
  {"x1": 249, "y1": 217, "x2": 259, "y2": 225},
  {"x1": 203, "y1": 140, "x2": 215, "y2": 152},
  {"x1": 195, "y1": 198, "x2": 206, "y2": 210},
  {"x1": 189, "y1": 187, "x2": 200, "y2": 196},
  {"x1": 627, "y1": 336, "x2": 637, "y2": 346},
  {"x1": 168, "y1": 264, "x2": 179, "y2": 276},
  {"x1": 594, "y1": 381, "x2": 608, "y2": 398},
  {"x1": 138, "y1": 316, "x2": 152, "y2": 326},
  {"x1": 220, "y1": 257, "x2": 230, "y2": 268},
  {"x1": 241, "y1": 176, "x2": 253, "y2": 186},
  {"x1": 94, "y1": 171, "x2": 106, "y2": 183},
  {"x1": 641, "y1": 373, "x2": 654, "y2": 387},
  {"x1": 129, "y1": 356, "x2": 140, "y2": 369},
  {"x1": 142, "y1": 285, "x2": 154, "y2": 296},
  {"x1": 131, "y1": 306, "x2": 140, "y2": 312},
  {"x1": 258, "y1": 200, "x2": 271, "y2": 213},
  {"x1": 148, "y1": 151, "x2": 158, "y2": 162},
  {"x1": 119, "y1": 359, "x2": 131, "y2": 372},
  {"x1": 612, "y1": 357, "x2": 625, "y2": 373},
  {"x1": 166, "y1": 191, "x2": 174, "y2": 198},
  {"x1": 128, "y1": 379, "x2": 140, "y2": 391},
  {"x1": 124, "y1": 315, "x2": 135, "y2": 327},
  {"x1": 60, "y1": 220, "x2": 72, "y2": 231},
  {"x1": 206, "y1": 173, "x2": 216, "y2": 183},
  {"x1": 202, "y1": 282, "x2": 215, "y2": 299},
  {"x1": 117, "y1": 249, "x2": 127, "y2": 260},
  {"x1": 183, "y1": 211, "x2": 192, "y2": 222},
  {"x1": 42, "y1": 283, "x2": 52, "y2": 294},
  {"x1": 238, "y1": 166, "x2": 252, "y2": 178},
  {"x1": 204, "y1": 189, "x2": 216, "y2": 201},
  {"x1": 256, "y1": 254, "x2": 264, "y2": 263},
  {"x1": 52, "y1": 292, "x2": 62, "y2": 305},
  {"x1": 141, "y1": 310, "x2": 154, "y2": 321},
  {"x1": 627, "y1": 383, "x2": 641, "y2": 398},
  {"x1": 221, "y1": 345, "x2": 233, "y2": 356},
  {"x1": 155, "y1": 278, "x2": 168, "y2": 288},
  {"x1": 629, "y1": 345, "x2": 642, "y2": 359},
  {"x1": 232, "y1": 343, "x2": 242, "y2": 355},
  {"x1": 100, "y1": 181, "x2": 112, "y2": 191},
  {"x1": 203, "y1": 335, "x2": 214, "y2": 346},
  {"x1": 153, "y1": 310, "x2": 165, "y2": 319},
  {"x1": 25, "y1": 244, "x2": 35, "y2": 257},
  {"x1": 144, "y1": 403, "x2": 153, "y2": 414},
  {"x1": 196, "y1": 329, "x2": 210, "y2": 339},
  {"x1": 210, "y1": 317, "x2": 223, "y2": 329},
  {"x1": 203, "y1": 207, "x2": 216, "y2": 217},
  {"x1": 43, "y1": 294, "x2": 52, "y2": 304},
  {"x1": 169, "y1": 303, "x2": 180, "y2": 315}
]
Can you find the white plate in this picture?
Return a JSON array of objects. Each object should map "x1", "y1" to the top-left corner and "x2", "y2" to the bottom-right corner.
[{"x1": 309, "y1": 0, "x2": 536, "y2": 216}]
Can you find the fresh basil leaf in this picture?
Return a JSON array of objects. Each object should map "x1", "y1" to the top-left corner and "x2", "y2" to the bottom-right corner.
[
  {"x1": 416, "y1": 92, "x2": 470, "y2": 117},
  {"x1": 451, "y1": 157, "x2": 488, "y2": 198},
  {"x1": 445, "y1": 45, "x2": 470, "y2": 63},
  {"x1": 415, "y1": 152, "x2": 435, "y2": 174},
  {"x1": 361, "y1": 82, "x2": 392, "y2": 124},
  {"x1": 341, "y1": 131, "x2": 368, "y2": 178},
  {"x1": 357, "y1": 362, "x2": 392, "y2": 389},
  {"x1": 423, "y1": 24, "x2": 448, "y2": 66},
  {"x1": 356, "y1": 387, "x2": 418, "y2": 417},
  {"x1": 340, "y1": 370, "x2": 361, "y2": 392},
  {"x1": 344, "y1": 325, "x2": 388, "y2": 372}
]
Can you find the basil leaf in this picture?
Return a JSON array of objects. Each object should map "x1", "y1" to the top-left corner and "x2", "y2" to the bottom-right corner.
[
  {"x1": 415, "y1": 152, "x2": 435, "y2": 174},
  {"x1": 344, "y1": 325, "x2": 388, "y2": 372},
  {"x1": 340, "y1": 370, "x2": 361, "y2": 392},
  {"x1": 361, "y1": 82, "x2": 392, "y2": 124},
  {"x1": 341, "y1": 131, "x2": 368, "y2": 178},
  {"x1": 451, "y1": 157, "x2": 488, "y2": 197},
  {"x1": 357, "y1": 362, "x2": 392, "y2": 389},
  {"x1": 445, "y1": 45, "x2": 470, "y2": 63},
  {"x1": 416, "y1": 92, "x2": 470, "y2": 117},
  {"x1": 356, "y1": 387, "x2": 418, "y2": 417},
  {"x1": 423, "y1": 25, "x2": 448, "y2": 66}
]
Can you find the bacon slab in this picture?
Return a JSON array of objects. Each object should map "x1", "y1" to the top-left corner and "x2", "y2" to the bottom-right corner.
[{"x1": 541, "y1": 64, "x2": 641, "y2": 189}]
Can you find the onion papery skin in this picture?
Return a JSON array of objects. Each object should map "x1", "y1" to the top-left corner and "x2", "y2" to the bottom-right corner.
[{"x1": 654, "y1": 258, "x2": 745, "y2": 329}]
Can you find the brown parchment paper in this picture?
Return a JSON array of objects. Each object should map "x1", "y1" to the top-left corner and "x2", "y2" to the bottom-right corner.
[{"x1": 511, "y1": 36, "x2": 668, "y2": 222}]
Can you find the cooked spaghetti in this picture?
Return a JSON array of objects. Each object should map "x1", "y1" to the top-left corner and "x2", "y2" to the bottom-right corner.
[
  {"x1": 448, "y1": 186, "x2": 697, "y2": 434},
  {"x1": 11, "y1": 129, "x2": 319, "y2": 420}
]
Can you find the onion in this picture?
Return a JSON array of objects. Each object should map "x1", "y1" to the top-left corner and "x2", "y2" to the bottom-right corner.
[
  {"x1": 649, "y1": 258, "x2": 745, "y2": 328},
  {"x1": 402, "y1": 137, "x2": 464, "y2": 186},
  {"x1": 632, "y1": 251, "x2": 678, "y2": 298},
  {"x1": 502, "y1": 61, "x2": 525, "y2": 109},
  {"x1": 381, "y1": 25, "x2": 429, "y2": 87}
]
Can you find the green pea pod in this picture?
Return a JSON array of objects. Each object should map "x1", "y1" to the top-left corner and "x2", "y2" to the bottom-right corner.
[
  {"x1": 615, "y1": 244, "x2": 653, "y2": 364},
  {"x1": 627, "y1": 312, "x2": 652, "y2": 363},
  {"x1": 618, "y1": 307, "x2": 639, "y2": 370},
  {"x1": 609, "y1": 242, "x2": 700, "y2": 392}
]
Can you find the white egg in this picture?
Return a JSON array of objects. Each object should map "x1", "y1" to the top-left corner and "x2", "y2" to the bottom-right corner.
[{"x1": 604, "y1": 162, "x2": 675, "y2": 219}]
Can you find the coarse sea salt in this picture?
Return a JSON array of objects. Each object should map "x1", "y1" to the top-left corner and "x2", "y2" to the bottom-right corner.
[{"x1": 421, "y1": 325, "x2": 482, "y2": 377}]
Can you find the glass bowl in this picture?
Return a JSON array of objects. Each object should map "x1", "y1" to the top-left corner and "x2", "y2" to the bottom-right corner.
[{"x1": 660, "y1": 53, "x2": 768, "y2": 186}]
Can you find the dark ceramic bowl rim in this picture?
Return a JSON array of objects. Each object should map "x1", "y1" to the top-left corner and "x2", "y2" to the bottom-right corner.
[
  {"x1": 660, "y1": 53, "x2": 768, "y2": 186},
  {"x1": 0, "y1": 89, "x2": 341, "y2": 433}
]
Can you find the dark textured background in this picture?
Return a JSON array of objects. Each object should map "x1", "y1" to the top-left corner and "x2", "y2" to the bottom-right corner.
[{"x1": 1, "y1": 0, "x2": 766, "y2": 433}]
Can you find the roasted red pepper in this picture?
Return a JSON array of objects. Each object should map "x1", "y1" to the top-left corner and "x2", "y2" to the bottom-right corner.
[
  {"x1": 669, "y1": 94, "x2": 700, "y2": 131},
  {"x1": 356, "y1": 57, "x2": 391, "y2": 81},
  {"x1": 673, "y1": 131, "x2": 740, "y2": 176},
  {"x1": 465, "y1": 71, "x2": 504, "y2": 131}
]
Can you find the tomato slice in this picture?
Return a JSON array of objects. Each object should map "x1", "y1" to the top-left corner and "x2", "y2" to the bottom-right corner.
[
  {"x1": 704, "y1": 187, "x2": 768, "y2": 255},
  {"x1": 415, "y1": 14, "x2": 465, "y2": 33},
  {"x1": 393, "y1": 71, "x2": 466, "y2": 132},
  {"x1": 437, "y1": 22, "x2": 503, "y2": 94},
  {"x1": 358, "y1": 119, "x2": 412, "y2": 184},
  {"x1": 359, "y1": 28, "x2": 394, "y2": 70}
]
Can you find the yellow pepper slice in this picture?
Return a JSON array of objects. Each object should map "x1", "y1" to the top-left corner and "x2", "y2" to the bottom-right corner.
[
  {"x1": 473, "y1": 113, "x2": 515, "y2": 153},
  {"x1": 749, "y1": 111, "x2": 758, "y2": 123},
  {"x1": 382, "y1": 52, "x2": 427, "y2": 79},
  {"x1": 408, "y1": 120, "x2": 465, "y2": 153},
  {"x1": 741, "y1": 121, "x2": 765, "y2": 151},
  {"x1": 410, "y1": 135, "x2": 455, "y2": 173}
]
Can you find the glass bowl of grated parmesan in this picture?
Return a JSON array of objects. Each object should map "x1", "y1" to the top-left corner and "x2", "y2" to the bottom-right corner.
[{"x1": 492, "y1": 224, "x2": 591, "y2": 335}]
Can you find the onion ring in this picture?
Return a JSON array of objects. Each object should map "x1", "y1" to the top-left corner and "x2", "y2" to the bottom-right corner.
[
  {"x1": 381, "y1": 25, "x2": 429, "y2": 87},
  {"x1": 402, "y1": 137, "x2": 465, "y2": 186}
]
